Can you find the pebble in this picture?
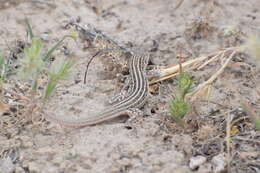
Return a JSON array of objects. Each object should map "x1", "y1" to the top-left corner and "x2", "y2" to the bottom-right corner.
[
  {"x1": 212, "y1": 153, "x2": 226, "y2": 173},
  {"x1": 0, "y1": 157, "x2": 15, "y2": 173},
  {"x1": 189, "y1": 155, "x2": 207, "y2": 170},
  {"x1": 40, "y1": 33, "x2": 51, "y2": 41}
]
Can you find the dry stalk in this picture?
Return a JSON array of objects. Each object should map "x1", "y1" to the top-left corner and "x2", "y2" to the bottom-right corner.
[
  {"x1": 197, "y1": 50, "x2": 225, "y2": 70},
  {"x1": 149, "y1": 47, "x2": 238, "y2": 84},
  {"x1": 188, "y1": 50, "x2": 237, "y2": 101},
  {"x1": 226, "y1": 113, "x2": 232, "y2": 173},
  {"x1": 174, "y1": 0, "x2": 185, "y2": 10},
  {"x1": 149, "y1": 55, "x2": 209, "y2": 84}
]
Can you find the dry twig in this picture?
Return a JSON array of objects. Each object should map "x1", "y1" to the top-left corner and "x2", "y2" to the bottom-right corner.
[{"x1": 188, "y1": 50, "x2": 237, "y2": 101}]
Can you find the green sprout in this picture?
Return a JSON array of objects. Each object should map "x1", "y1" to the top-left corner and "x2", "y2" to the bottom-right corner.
[
  {"x1": 177, "y1": 72, "x2": 192, "y2": 99},
  {"x1": 0, "y1": 53, "x2": 5, "y2": 86},
  {"x1": 168, "y1": 73, "x2": 192, "y2": 127},
  {"x1": 25, "y1": 19, "x2": 34, "y2": 40},
  {"x1": 169, "y1": 97, "x2": 189, "y2": 126},
  {"x1": 44, "y1": 57, "x2": 75, "y2": 100},
  {"x1": 17, "y1": 37, "x2": 44, "y2": 94},
  {"x1": 18, "y1": 38, "x2": 44, "y2": 79},
  {"x1": 0, "y1": 53, "x2": 4, "y2": 76}
]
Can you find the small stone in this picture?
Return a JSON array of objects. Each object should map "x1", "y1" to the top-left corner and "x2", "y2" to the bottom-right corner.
[
  {"x1": 63, "y1": 48, "x2": 71, "y2": 55},
  {"x1": 0, "y1": 157, "x2": 15, "y2": 173},
  {"x1": 212, "y1": 153, "x2": 226, "y2": 173},
  {"x1": 189, "y1": 155, "x2": 207, "y2": 170},
  {"x1": 110, "y1": 153, "x2": 121, "y2": 160},
  {"x1": 40, "y1": 33, "x2": 51, "y2": 41}
]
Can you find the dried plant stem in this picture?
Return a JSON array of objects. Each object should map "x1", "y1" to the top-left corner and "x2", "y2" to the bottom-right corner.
[
  {"x1": 197, "y1": 51, "x2": 224, "y2": 70},
  {"x1": 188, "y1": 50, "x2": 237, "y2": 101},
  {"x1": 226, "y1": 113, "x2": 232, "y2": 173},
  {"x1": 150, "y1": 55, "x2": 208, "y2": 84},
  {"x1": 174, "y1": 0, "x2": 185, "y2": 10},
  {"x1": 149, "y1": 47, "x2": 238, "y2": 84}
]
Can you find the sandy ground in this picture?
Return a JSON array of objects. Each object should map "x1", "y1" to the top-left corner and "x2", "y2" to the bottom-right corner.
[{"x1": 0, "y1": 0, "x2": 260, "y2": 173}]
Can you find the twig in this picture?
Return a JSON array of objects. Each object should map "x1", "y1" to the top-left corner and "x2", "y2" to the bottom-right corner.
[
  {"x1": 149, "y1": 48, "x2": 238, "y2": 84},
  {"x1": 188, "y1": 50, "x2": 237, "y2": 101},
  {"x1": 149, "y1": 55, "x2": 209, "y2": 84},
  {"x1": 226, "y1": 113, "x2": 232, "y2": 173},
  {"x1": 174, "y1": 0, "x2": 185, "y2": 10},
  {"x1": 197, "y1": 50, "x2": 225, "y2": 70}
]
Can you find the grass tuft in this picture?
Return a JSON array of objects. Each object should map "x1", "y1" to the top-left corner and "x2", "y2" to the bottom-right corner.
[
  {"x1": 168, "y1": 72, "x2": 192, "y2": 126},
  {"x1": 177, "y1": 72, "x2": 192, "y2": 98},
  {"x1": 17, "y1": 37, "x2": 44, "y2": 94},
  {"x1": 44, "y1": 57, "x2": 75, "y2": 100},
  {"x1": 0, "y1": 53, "x2": 5, "y2": 80},
  {"x1": 17, "y1": 21, "x2": 76, "y2": 98},
  {"x1": 18, "y1": 37, "x2": 44, "y2": 80}
]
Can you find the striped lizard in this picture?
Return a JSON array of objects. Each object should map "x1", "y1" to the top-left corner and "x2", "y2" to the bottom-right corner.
[{"x1": 44, "y1": 53, "x2": 150, "y2": 127}]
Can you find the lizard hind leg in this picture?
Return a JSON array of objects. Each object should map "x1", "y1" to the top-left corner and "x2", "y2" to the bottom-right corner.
[{"x1": 125, "y1": 108, "x2": 144, "y2": 124}]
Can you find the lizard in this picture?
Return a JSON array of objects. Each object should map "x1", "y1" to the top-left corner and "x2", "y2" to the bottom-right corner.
[
  {"x1": 44, "y1": 53, "x2": 150, "y2": 127},
  {"x1": 43, "y1": 22, "x2": 151, "y2": 127}
]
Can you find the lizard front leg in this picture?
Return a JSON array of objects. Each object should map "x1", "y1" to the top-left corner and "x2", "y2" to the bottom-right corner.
[{"x1": 108, "y1": 75, "x2": 133, "y2": 104}]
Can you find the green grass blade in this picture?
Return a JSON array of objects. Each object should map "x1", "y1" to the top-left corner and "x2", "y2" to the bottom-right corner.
[
  {"x1": 43, "y1": 34, "x2": 77, "y2": 62},
  {"x1": 43, "y1": 37, "x2": 65, "y2": 61},
  {"x1": 0, "y1": 53, "x2": 4, "y2": 82},
  {"x1": 0, "y1": 53, "x2": 4, "y2": 71},
  {"x1": 44, "y1": 80, "x2": 56, "y2": 100},
  {"x1": 25, "y1": 19, "x2": 34, "y2": 40},
  {"x1": 44, "y1": 57, "x2": 75, "y2": 100},
  {"x1": 18, "y1": 37, "x2": 44, "y2": 80}
]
